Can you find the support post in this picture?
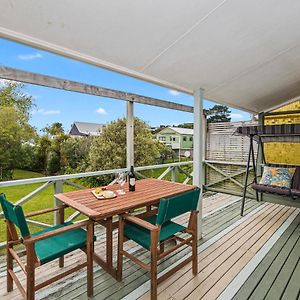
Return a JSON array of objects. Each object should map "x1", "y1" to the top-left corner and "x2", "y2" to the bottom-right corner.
[
  {"x1": 241, "y1": 136, "x2": 253, "y2": 216},
  {"x1": 53, "y1": 180, "x2": 63, "y2": 225},
  {"x1": 202, "y1": 115, "x2": 207, "y2": 187},
  {"x1": 193, "y1": 88, "x2": 204, "y2": 239},
  {"x1": 126, "y1": 101, "x2": 134, "y2": 169},
  {"x1": 171, "y1": 166, "x2": 178, "y2": 182}
]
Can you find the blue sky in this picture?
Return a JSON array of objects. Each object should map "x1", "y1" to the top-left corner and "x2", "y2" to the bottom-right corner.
[{"x1": 0, "y1": 38, "x2": 251, "y2": 133}]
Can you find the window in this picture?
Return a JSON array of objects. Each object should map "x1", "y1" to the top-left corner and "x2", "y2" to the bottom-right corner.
[
  {"x1": 183, "y1": 136, "x2": 187, "y2": 141},
  {"x1": 159, "y1": 136, "x2": 166, "y2": 141},
  {"x1": 190, "y1": 137, "x2": 193, "y2": 141}
]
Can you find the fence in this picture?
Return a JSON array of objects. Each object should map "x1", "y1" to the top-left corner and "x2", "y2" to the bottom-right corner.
[{"x1": 204, "y1": 121, "x2": 257, "y2": 197}]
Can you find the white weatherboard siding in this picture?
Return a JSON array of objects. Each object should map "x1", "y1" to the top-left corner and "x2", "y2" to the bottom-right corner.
[{"x1": 1, "y1": 0, "x2": 300, "y2": 113}]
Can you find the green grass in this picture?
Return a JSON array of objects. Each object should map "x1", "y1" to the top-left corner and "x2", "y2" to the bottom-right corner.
[
  {"x1": 139, "y1": 165, "x2": 192, "y2": 184},
  {"x1": 12, "y1": 169, "x2": 44, "y2": 180},
  {"x1": 0, "y1": 169, "x2": 82, "y2": 243}
]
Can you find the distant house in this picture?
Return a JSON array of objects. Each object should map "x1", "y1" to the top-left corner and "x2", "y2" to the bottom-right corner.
[
  {"x1": 156, "y1": 127, "x2": 193, "y2": 157},
  {"x1": 69, "y1": 121, "x2": 104, "y2": 137}
]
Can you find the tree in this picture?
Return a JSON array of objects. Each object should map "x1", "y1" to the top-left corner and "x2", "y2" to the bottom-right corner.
[
  {"x1": 173, "y1": 105, "x2": 231, "y2": 130},
  {"x1": 176, "y1": 123, "x2": 193, "y2": 129},
  {"x1": 41, "y1": 122, "x2": 68, "y2": 175},
  {"x1": 16, "y1": 143, "x2": 38, "y2": 170},
  {"x1": 35, "y1": 135, "x2": 52, "y2": 172},
  {"x1": 0, "y1": 82, "x2": 36, "y2": 180},
  {"x1": 61, "y1": 137, "x2": 93, "y2": 171},
  {"x1": 204, "y1": 105, "x2": 231, "y2": 123},
  {"x1": 42, "y1": 122, "x2": 65, "y2": 136},
  {"x1": 86, "y1": 118, "x2": 163, "y2": 185},
  {"x1": 0, "y1": 81, "x2": 34, "y2": 123}
]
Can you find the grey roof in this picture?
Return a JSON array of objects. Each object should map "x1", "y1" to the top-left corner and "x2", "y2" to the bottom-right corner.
[
  {"x1": 164, "y1": 127, "x2": 194, "y2": 135},
  {"x1": 70, "y1": 122, "x2": 104, "y2": 136}
]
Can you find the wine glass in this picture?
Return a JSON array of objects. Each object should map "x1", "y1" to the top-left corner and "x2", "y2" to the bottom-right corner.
[{"x1": 116, "y1": 172, "x2": 126, "y2": 195}]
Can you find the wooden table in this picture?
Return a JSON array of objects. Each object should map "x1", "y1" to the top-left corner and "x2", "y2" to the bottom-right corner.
[{"x1": 55, "y1": 178, "x2": 196, "y2": 278}]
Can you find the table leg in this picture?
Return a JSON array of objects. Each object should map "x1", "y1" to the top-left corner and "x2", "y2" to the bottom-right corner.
[
  {"x1": 106, "y1": 217, "x2": 113, "y2": 270},
  {"x1": 92, "y1": 217, "x2": 118, "y2": 279}
]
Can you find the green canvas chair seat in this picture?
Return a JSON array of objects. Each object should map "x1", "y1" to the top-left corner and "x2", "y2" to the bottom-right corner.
[
  {"x1": 32, "y1": 222, "x2": 95, "y2": 264},
  {"x1": 124, "y1": 215, "x2": 185, "y2": 250}
]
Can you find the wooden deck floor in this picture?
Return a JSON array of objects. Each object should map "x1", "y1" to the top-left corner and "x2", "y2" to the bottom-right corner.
[{"x1": 0, "y1": 193, "x2": 299, "y2": 300}]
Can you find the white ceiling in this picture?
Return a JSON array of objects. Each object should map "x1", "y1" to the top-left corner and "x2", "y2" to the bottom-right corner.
[{"x1": 1, "y1": 0, "x2": 300, "y2": 113}]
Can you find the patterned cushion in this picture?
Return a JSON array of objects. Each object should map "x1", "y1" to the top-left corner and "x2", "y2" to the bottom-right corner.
[{"x1": 259, "y1": 166, "x2": 296, "y2": 188}]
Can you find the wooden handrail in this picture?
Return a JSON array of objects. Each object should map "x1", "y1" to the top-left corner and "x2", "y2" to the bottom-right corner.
[
  {"x1": 25, "y1": 205, "x2": 67, "y2": 218},
  {"x1": 122, "y1": 214, "x2": 159, "y2": 231},
  {"x1": 23, "y1": 220, "x2": 91, "y2": 245}
]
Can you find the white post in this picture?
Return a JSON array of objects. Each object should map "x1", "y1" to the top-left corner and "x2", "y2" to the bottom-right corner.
[
  {"x1": 193, "y1": 88, "x2": 204, "y2": 239},
  {"x1": 126, "y1": 101, "x2": 134, "y2": 169},
  {"x1": 53, "y1": 180, "x2": 63, "y2": 225}
]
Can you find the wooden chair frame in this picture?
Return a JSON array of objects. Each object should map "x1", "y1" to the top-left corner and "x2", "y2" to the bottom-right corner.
[
  {"x1": 117, "y1": 210, "x2": 198, "y2": 300},
  {"x1": 4, "y1": 205, "x2": 94, "y2": 300}
]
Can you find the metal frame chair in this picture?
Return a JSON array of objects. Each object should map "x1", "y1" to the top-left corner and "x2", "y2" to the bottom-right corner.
[
  {"x1": 0, "y1": 193, "x2": 94, "y2": 300},
  {"x1": 117, "y1": 188, "x2": 200, "y2": 300}
]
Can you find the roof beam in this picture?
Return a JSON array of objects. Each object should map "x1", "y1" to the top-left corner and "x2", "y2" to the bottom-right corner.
[{"x1": 0, "y1": 66, "x2": 193, "y2": 113}]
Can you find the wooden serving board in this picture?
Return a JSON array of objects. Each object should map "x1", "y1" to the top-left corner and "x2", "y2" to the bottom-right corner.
[{"x1": 91, "y1": 190, "x2": 117, "y2": 200}]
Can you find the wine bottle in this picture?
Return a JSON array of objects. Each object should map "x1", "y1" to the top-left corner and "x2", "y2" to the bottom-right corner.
[{"x1": 128, "y1": 166, "x2": 136, "y2": 191}]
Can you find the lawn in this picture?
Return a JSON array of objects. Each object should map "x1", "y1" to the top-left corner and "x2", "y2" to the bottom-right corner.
[{"x1": 140, "y1": 163, "x2": 192, "y2": 183}]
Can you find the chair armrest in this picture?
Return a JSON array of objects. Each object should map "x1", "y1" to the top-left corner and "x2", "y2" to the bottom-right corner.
[
  {"x1": 23, "y1": 219, "x2": 91, "y2": 245},
  {"x1": 122, "y1": 214, "x2": 159, "y2": 231},
  {"x1": 25, "y1": 205, "x2": 67, "y2": 218}
]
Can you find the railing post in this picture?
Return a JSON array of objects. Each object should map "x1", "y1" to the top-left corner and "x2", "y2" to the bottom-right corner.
[
  {"x1": 53, "y1": 180, "x2": 63, "y2": 225},
  {"x1": 193, "y1": 88, "x2": 204, "y2": 240},
  {"x1": 171, "y1": 166, "x2": 178, "y2": 182},
  {"x1": 127, "y1": 100, "x2": 134, "y2": 169}
]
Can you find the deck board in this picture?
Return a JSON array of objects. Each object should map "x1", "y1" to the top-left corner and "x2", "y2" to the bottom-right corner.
[
  {"x1": 264, "y1": 231, "x2": 300, "y2": 300},
  {"x1": 281, "y1": 259, "x2": 300, "y2": 300},
  {"x1": 234, "y1": 213, "x2": 300, "y2": 300},
  {"x1": 1, "y1": 193, "x2": 298, "y2": 300},
  {"x1": 141, "y1": 205, "x2": 294, "y2": 300},
  {"x1": 142, "y1": 204, "x2": 277, "y2": 300}
]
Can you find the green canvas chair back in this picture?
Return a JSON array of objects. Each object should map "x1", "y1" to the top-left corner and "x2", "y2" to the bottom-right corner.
[
  {"x1": 0, "y1": 193, "x2": 30, "y2": 238},
  {"x1": 156, "y1": 188, "x2": 200, "y2": 225}
]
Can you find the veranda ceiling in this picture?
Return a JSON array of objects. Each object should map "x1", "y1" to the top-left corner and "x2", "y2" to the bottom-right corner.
[{"x1": 1, "y1": 0, "x2": 300, "y2": 113}]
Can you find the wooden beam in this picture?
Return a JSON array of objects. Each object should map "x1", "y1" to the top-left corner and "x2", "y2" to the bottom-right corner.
[{"x1": 0, "y1": 66, "x2": 193, "y2": 113}]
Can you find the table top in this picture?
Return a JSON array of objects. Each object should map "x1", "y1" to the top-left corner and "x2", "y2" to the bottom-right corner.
[{"x1": 55, "y1": 178, "x2": 196, "y2": 219}]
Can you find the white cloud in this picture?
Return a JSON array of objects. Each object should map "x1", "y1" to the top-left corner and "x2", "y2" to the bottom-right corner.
[
  {"x1": 168, "y1": 89, "x2": 181, "y2": 96},
  {"x1": 230, "y1": 113, "x2": 244, "y2": 121},
  {"x1": 0, "y1": 79, "x2": 17, "y2": 86},
  {"x1": 32, "y1": 109, "x2": 61, "y2": 115},
  {"x1": 96, "y1": 107, "x2": 107, "y2": 115},
  {"x1": 18, "y1": 53, "x2": 43, "y2": 60}
]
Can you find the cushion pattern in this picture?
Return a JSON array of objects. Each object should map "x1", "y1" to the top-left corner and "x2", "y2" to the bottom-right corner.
[{"x1": 259, "y1": 166, "x2": 295, "y2": 188}]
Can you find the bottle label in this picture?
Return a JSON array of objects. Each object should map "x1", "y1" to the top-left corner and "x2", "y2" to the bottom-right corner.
[{"x1": 130, "y1": 178, "x2": 135, "y2": 186}]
